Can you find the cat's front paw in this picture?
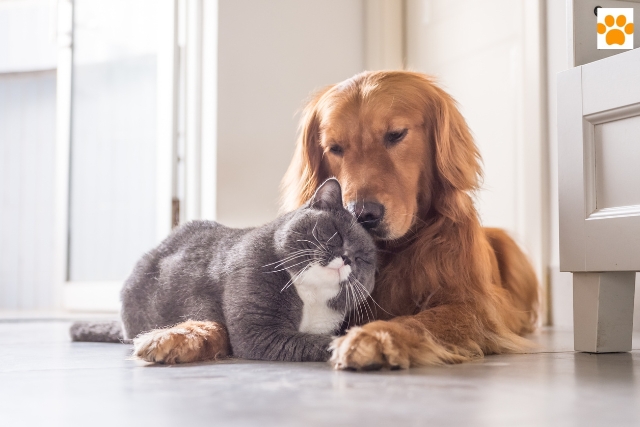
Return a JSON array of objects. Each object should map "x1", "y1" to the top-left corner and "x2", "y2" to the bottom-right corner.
[
  {"x1": 132, "y1": 320, "x2": 229, "y2": 364},
  {"x1": 329, "y1": 323, "x2": 410, "y2": 371}
]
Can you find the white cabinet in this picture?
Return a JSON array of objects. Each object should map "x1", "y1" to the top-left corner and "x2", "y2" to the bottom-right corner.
[{"x1": 559, "y1": 24, "x2": 640, "y2": 351}]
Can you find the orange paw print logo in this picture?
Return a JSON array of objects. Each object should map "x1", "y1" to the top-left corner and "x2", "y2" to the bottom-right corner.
[
  {"x1": 598, "y1": 15, "x2": 634, "y2": 45},
  {"x1": 597, "y1": 8, "x2": 634, "y2": 50}
]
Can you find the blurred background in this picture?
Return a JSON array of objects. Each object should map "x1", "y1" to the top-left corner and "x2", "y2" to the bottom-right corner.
[{"x1": 0, "y1": 0, "x2": 637, "y2": 329}]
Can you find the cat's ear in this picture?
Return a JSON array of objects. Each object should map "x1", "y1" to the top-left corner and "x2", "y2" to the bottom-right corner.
[{"x1": 310, "y1": 178, "x2": 343, "y2": 211}]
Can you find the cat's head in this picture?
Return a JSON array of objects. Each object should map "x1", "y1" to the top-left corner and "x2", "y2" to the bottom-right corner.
[{"x1": 274, "y1": 178, "x2": 377, "y2": 307}]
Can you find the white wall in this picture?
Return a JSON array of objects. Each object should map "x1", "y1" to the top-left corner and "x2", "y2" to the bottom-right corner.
[
  {"x1": 216, "y1": 0, "x2": 365, "y2": 227},
  {"x1": 0, "y1": 0, "x2": 57, "y2": 73}
]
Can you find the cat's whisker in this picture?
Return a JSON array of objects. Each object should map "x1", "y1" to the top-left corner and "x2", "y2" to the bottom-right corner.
[
  {"x1": 262, "y1": 249, "x2": 316, "y2": 267},
  {"x1": 325, "y1": 231, "x2": 338, "y2": 245},
  {"x1": 349, "y1": 193, "x2": 364, "y2": 230},
  {"x1": 262, "y1": 251, "x2": 317, "y2": 268},
  {"x1": 352, "y1": 285, "x2": 363, "y2": 325},
  {"x1": 264, "y1": 251, "x2": 319, "y2": 270},
  {"x1": 340, "y1": 281, "x2": 348, "y2": 319},
  {"x1": 350, "y1": 275, "x2": 396, "y2": 317},
  {"x1": 349, "y1": 281, "x2": 364, "y2": 325},
  {"x1": 284, "y1": 262, "x2": 314, "y2": 282},
  {"x1": 281, "y1": 268, "x2": 303, "y2": 292},
  {"x1": 345, "y1": 282, "x2": 354, "y2": 327},
  {"x1": 348, "y1": 279, "x2": 362, "y2": 323},
  {"x1": 311, "y1": 220, "x2": 329, "y2": 252},
  {"x1": 351, "y1": 279, "x2": 370, "y2": 325},
  {"x1": 295, "y1": 239, "x2": 326, "y2": 253},
  {"x1": 280, "y1": 262, "x2": 314, "y2": 292},
  {"x1": 284, "y1": 245, "x2": 325, "y2": 259},
  {"x1": 350, "y1": 283, "x2": 357, "y2": 326},
  {"x1": 263, "y1": 249, "x2": 317, "y2": 267},
  {"x1": 351, "y1": 280, "x2": 374, "y2": 324},
  {"x1": 289, "y1": 263, "x2": 314, "y2": 289},
  {"x1": 266, "y1": 258, "x2": 315, "y2": 274}
]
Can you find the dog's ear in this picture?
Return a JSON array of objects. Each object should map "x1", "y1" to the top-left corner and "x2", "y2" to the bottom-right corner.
[
  {"x1": 280, "y1": 85, "x2": 333, "y2": 212},
  {"x1": 430, "y1": 86, "x2": 482, "y2": 194}
]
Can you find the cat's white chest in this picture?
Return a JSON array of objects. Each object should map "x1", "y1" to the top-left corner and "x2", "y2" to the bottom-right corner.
[{"x1": 294, "y1": 259, "x2": 350, "y2": 334}]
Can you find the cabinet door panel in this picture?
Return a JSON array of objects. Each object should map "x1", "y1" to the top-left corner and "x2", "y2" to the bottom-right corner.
[
  {"x1": 594, "y1": 115, "x2": 640, "y2": 210},
  {"x1": 582, "y1": 46, "x2": 640, "y2": 114},
  {"x1": 559, "y1": 48, "x2": 640, "y2": 272}
]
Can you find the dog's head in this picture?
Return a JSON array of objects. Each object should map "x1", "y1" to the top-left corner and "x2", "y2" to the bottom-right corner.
[{"x1": 282, "y1": 71, "x2": 481, "y2": 241}]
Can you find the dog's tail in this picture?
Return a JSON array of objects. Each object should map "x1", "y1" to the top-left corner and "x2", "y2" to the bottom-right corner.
[
  {"x1": 69, "y1": 321, "x2": 125, "y2": 343},
  {"x1": 484, "y1": 227, "x2": 540, "y2": 334}
]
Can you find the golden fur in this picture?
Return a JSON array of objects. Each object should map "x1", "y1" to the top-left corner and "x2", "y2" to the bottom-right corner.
[
  {"x1": 283, "y1": 71, "x2": 539, "y2": 370},
  {"x1": 133, "y1": 320, "x2": 229, "y2": 364}
]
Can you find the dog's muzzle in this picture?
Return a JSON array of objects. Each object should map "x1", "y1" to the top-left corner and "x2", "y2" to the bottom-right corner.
[{"x1": 346, "y1": 201, "x2": 385, "y2": 230}]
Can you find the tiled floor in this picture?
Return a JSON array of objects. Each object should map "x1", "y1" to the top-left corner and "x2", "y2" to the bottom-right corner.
[{"x1": 1, "y1": 319, "x2": 639, "y2": 427}]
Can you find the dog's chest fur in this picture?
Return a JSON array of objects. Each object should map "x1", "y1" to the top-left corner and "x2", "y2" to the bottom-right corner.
[{"x1": 294, "y1": 260, "x2": 350, "y2": 334}]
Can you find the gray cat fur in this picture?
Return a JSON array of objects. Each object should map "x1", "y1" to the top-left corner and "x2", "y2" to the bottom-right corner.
[
  {"x1": 69, "y1": 321, "x2": 124, "y2": 343},
  {"x1": 71, "y1": 178, "x2": 376, "y2": 362}
]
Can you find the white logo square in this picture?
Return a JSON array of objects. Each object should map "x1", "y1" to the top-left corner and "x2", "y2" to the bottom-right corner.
[{"x1": 597, "y1": 8, "x2": 634, "y2": 50}]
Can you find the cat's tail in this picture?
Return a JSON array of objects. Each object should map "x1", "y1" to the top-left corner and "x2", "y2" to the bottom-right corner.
[{"x1": 69, "y1": 321, "x2": 126, "y2": 343}]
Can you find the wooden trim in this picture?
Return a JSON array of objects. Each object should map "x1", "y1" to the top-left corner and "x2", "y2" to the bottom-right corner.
[
  {"x1": 589, "y1": 205, "x2": 640, "y2": 220},
  {"x1": 157, "y1": 0, "x2": 179, "y2": 239},
  {"x1": 184, "y1": 0, "x2": 203, "y2": 221},
  {"x1": 523, "y1": 0, "x2": 550, "y2": 325},
  {"x1": 558, "y1": 66, "x2": 586, "y2": 272},
  {"x1": 180, "y1": 0, "x2": 218, "y2": 222},
  {"x1": 200, "y1": 0, "x2": 218, "y2": 220},
  {"x1": 53, "y1": 0, "x2": 73, "y2": 310},
  {"x1": 363, "y1": 0, "x2": 405, "y2": 70}
]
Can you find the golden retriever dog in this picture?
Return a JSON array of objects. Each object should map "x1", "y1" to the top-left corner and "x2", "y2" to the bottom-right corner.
[{"x1": 282, "y1": 71, "x2": 539, "y2": 370}]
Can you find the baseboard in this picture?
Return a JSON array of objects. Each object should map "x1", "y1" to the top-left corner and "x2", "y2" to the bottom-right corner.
[
  {"x1": 62, "y1": 282, "x2": 121, "y2": 312},
  {"x1": 549, "y1": 266, "x2": 574, "y2": 330}
]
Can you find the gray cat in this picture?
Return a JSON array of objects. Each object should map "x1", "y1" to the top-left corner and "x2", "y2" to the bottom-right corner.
[{"x1": 71, "y1": 178, "x2": 377, "y2": 363}]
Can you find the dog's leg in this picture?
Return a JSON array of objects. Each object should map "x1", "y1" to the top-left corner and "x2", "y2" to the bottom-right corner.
[
  {"x1": 133, "y1": 320, "x2": 229, "y2": 364},
  {"x1": 330, "y1": 303, "x2": 533, "y2": 370}
]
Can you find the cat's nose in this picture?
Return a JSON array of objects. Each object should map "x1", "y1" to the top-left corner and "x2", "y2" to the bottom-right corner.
[
  {"x1": 341, "y1": 255, "x2": 352, "y2": 266},
  {"x1": 347, "y1": 201, "x2": 385, "y2": 230}
]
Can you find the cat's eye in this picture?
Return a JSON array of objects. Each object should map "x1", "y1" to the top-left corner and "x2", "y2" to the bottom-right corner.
[
  {"x1": 356, "y1": 256, "x2": 372, "y2": 265},
  {"x1": 325, "y1": 231, "x2": 343, "y2": 247},
  {"x1": 328, "y1": 144, "x2": 344, "y2": 156},
  {"x1": 384, "y1": 128, "x2": 408, "y2": 147}
]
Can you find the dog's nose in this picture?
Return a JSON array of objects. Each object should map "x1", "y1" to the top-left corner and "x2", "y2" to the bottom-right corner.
[{"x1": 347, "y1": 201, "x2": 385, "y2": 230}]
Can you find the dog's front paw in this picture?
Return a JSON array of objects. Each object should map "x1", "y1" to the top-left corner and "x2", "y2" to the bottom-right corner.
[
  {"x1": 132, "y1": 321, "x2": 229, "y2": 364},
  {"x1": 329, "y1": 323, "x2": 410, "y2": 371}
]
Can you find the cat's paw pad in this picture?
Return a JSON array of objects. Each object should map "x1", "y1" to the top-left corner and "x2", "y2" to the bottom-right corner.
[
  {"x1": 329, "y1": 324, "x2": 410, "y2": 371},
  {"x1": 132, "y1": 321, "x2": 229, "y2": 364}
]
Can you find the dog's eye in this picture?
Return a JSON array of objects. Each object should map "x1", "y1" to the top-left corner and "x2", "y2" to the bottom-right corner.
[
  {"x1": 329, "y1": 145, "x2": 344, "y2": 156},
  {"x1": 385, "y1": 129, "x2": 408, "y2": 146}
]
